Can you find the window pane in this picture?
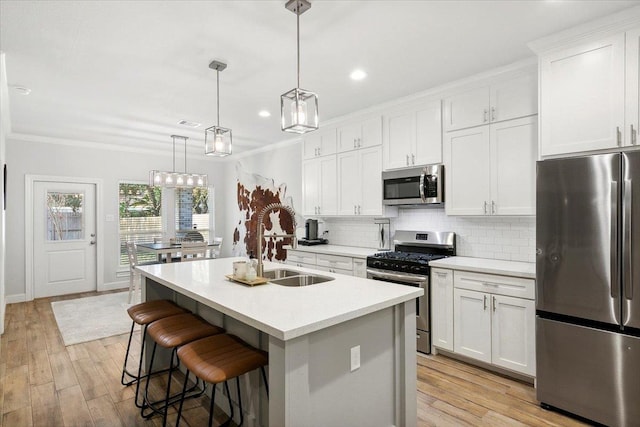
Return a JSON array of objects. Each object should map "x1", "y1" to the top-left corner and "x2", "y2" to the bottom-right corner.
[
  {"x1": 46, "y1": 192, "x2": 84, "y2": 241},
  {"x1": 119, "y1": 183, "x2": 162, "y2": 265},
  {"x1": 175, "y1": 188, "x2": 210, "y2": 241}
]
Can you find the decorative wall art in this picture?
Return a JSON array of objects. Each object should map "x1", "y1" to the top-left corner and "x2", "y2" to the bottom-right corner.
[{"x1": 232, "y1": 162, "x2": 296, "y2": 261}]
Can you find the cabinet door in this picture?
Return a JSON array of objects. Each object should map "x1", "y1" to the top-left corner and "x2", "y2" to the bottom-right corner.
[
  {"x1": 358, "y1": 146, "x2": 383, "y2": 216},
  {"x1": 490, "y1": 72, "x2": 537, "y2": 123},
  {"x1": 432, "y1": 269, "x2": 454, "y2": 351},
  {"x1": 384, "y1": 108, "x2": 415, "y2": 170},
  {"x1": 360, "y1": 116, "x2": 382, "y2": 149},
  {"x1": 540, "y1": 34, "x2": 625, "y2": 156},
  {"x1": 453, "y1": 288, "x2": 492, "y2": 363},
  {"x1": 444, "y1": 126, "x2": 491, "y2": 215},
  {"x1": 302, "y1": 133, "x2": 321, "y2": 159},
  {"x1": 490, "y1": 117, "x2": 537, "y2": 215},
  {"x1": 302, "y1": 159, "x2": 320, "y2": 216},
  {"x1": 319, "y1": 128, "x2": 338, "y2": 156},
  {"x1": 318, "y1": 156, "x2": 337, "y2": 215},
  {"x1": 337, "y1": 151, "x2": 360, "y2": 215},
  {"x1": 415, "y1": 99, "x2": 443, "y2": 165},
  {"x1": 443, "y1": 86, "x2": 490, "y2": 131},
  {"x1": 626, "y1": 28, "x2": 640, "y2": 148},
  {"x1": 491, "y1": 294, "x2": 535, "y2": 376},
  {"x1": 337, "y1": 122, "x2": 361, "y2": 153}
]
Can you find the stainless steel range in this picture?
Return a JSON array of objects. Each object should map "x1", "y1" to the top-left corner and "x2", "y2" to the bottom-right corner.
[{"x1": 366, "y1": 230, "x2": 456, "y2": 354}]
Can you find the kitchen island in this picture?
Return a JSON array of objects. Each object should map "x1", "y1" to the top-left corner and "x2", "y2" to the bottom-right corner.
[{"x1": 137, "y1": 257, "x2": 421, "y2": 427}]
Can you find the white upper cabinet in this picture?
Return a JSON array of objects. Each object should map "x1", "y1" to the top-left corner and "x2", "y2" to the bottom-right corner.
[
  {"x1": 443, "y1": 72, "x2": 537, "y2": 132},
  {"x1": 383, "y1": 98, "x2": 442, "y2": 170},
  {"x1": 445, "y1": 116, "x2": 537, "y2": 216},
  {"x1": 627, "y1": 28, "x2": 640, "y2": 148},
  {"x1": 337, "y1": 146, "x2": 383, "y2": 216},
  {"x1": 539, "y1": 34, "x2": 626, "y2": 156},
  {"x1": 302, "y1": 156, "x2": 337, "y2": 216},
  {"x1": 303, "y1": 128, "x2": 337, "y2": 159},
  {"x1": 337, "y1": 116, "x2": 382, "y2": 153}
]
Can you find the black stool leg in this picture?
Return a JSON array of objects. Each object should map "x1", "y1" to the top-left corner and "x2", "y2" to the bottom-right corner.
[
  {"x1": 160, "y1": 348, "x2": 178, "y2": 427},
  {"x1": 208, "y1": 382, "x2": 217, "y2": 427},
  {"x1": 120, "y1": 321, "x2": 137, "y2": 386},
  {"x1": 141, "y1": 341, "x2": 158, "y2": 416},
  {"x1": 224, "y1": 381, "x2": 234, "y2": 422},
  {"x1": 175, "y1": 370, "x2": 190, "y2": 427},
  {"x1": 260, "y1": 366, "x2": 269, "y2": 398},
  {"x1": 236, "y1": 376, "x2": 244, "y2": 427}
]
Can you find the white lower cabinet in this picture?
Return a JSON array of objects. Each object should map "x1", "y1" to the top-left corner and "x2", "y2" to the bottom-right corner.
[
  {"x1": 432, "y1": 267, "x2": 536, "y2": 377},
  {"x1": 431, "y1": 268, "x2": 454, "y2": 351},
  {"x1": 285, "y1": 250, "x2": 367, "y2": 277}
]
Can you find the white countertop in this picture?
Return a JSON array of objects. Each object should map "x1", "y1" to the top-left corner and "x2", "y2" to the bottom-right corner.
[
  {"x1": 288, "y1": 244, "x2": 380, "y2": 258},
  {"x1": 137, "y1": 257, "x2": 421, "y2": 341},
  {"x1": 429, "y1": 256, "x2": 536, "y2": 279}
]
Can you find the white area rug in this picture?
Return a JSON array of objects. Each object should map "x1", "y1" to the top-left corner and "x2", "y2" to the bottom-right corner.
[{"x1": 51, "y1": 291, "x2": 133, "y2": 346}]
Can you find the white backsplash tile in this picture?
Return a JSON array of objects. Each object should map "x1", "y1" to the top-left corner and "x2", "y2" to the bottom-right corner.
[{"x1": 321, "y1": 209, "x2": 536, "y2": 263}]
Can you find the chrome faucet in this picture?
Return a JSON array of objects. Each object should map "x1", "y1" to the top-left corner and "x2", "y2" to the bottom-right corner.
[{"x1": 256, "y1": 203, "x2": 298, "y2": 277}]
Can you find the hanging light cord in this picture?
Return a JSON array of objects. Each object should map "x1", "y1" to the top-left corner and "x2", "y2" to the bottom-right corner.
[
  {"x1": 216, "y1": 69, "x2": 220, "y2": 127},
  {"x1": 296, "y1": 1, "x2": 301, "y2": 89},
  {"x1": 183, "y1": 136, "x2": 188, "y2": 173},
  {"x1": 172, "y1": 135, "x2": 176, "y2": 172}
]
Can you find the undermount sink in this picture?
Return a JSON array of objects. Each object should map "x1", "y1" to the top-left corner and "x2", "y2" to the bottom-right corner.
[
  {"x1": 262, "y1": 269, "x2": 301, "y2": 280},
  {"x1": 269, "y1": 274, "x2": 334, "y2": 287}
]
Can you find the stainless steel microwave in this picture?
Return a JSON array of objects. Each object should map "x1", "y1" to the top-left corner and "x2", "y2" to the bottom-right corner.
[{"x1": 382, "y1": 164, "x2": 444, "y2": 206}]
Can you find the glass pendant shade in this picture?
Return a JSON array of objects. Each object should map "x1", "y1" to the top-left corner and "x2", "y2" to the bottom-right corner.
[
  {"x1": 205, "y1": 125, "x2": 232, "y2": 157},
  {"x1": 281, "y1": 87, "x2": 318, "y2": 134},
  {"x1": 149, "y1": 135, "x2": 208, "y2": 188}
]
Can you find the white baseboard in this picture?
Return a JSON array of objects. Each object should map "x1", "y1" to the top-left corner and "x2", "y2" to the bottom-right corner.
[
  {"x1": 6, "y1": 294, "x2": 26, "y2": 304},
  {"x1": 99, "y1": 281, "x2": 128, "y2": 292}
]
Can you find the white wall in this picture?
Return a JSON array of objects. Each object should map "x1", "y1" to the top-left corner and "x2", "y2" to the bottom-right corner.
[
  {"x1": 5, "y1": 138, "x2": 226, "y2": 300},
  {"x1": 0, "y1": 53, "x2": 9, "y2": 331}
]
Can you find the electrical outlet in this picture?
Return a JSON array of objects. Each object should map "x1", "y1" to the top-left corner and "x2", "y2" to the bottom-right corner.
[{"x1": 350, "y1": 345, "x2": 360, "y2": 372}]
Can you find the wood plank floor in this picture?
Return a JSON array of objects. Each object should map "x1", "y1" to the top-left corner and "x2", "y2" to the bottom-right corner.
[{"x1": 1, "y1": 291, "x2": 590, "y2": 426}]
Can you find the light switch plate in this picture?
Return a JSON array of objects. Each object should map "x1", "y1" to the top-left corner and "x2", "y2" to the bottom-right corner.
[{"x1": 350, "y1": 345, "x2": 360, "y2": 372}]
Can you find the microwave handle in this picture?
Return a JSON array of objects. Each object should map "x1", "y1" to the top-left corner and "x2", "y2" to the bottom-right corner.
[{"x1": 419, "y1": 170, "x2": 426, "y2": 202}]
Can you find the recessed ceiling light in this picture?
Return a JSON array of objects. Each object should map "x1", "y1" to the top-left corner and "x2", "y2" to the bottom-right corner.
[
  {"x1": 11, "y1": 85, "x2": 31, "y2": 95},
  {"x1": 258, "y1": 110, "x2": 271, "y2": 118},
  {"x1": 350, "y1": 69, "x2": 367, "y2": 81},
  {"x1": 177, "y1": 119, "x2": 201, "y2": 128}
]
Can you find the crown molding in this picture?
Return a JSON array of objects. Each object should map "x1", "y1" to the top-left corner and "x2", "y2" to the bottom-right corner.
[{"x1": 528, "y1": 5, "x2": 640, "y2": 54}]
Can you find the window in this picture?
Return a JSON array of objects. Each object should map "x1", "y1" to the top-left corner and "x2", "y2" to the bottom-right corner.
[
  {"x1": 46, "y1": 191, "x2": 84, "y2": 241},
  {"x1": 175, "y1": 187, "x2": 210, "y2": 241},
  {"x1": 119, "y1": 183, "x2": 162, "y2": 265}
]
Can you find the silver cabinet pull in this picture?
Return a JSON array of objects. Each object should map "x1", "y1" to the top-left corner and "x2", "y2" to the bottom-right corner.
[
  {"x1": 353, "y1": 138, "x2": 357, "y2": 149},
  {"x1": 483, "y1": 201, "x2": 488, "y2": 214},
  {"x1": 406, "y1": 154, "x2": 409, "y2": 166},
  {"x1": 354, "y1": 205, "x2": 357, "y2": 215},
  {"x1": 435, "y1": 272, "x2": 447, "y2": 277},
  {"x1": 632, "y1": 124, "x2": 637, "y2": 145},
  {"x1": 411, "y1": 153, "x2": 415, "y2": 165},
  {"x1": 617, "y1": 126, "x2": 622, "y2": 146},
  {"x1": 483, "y1": 109, "x2": 488, "y2": 123},
  {"x1": 491, "y1": 107, "x2": 496, "y2": 121},
  {"x1": 357, "y1": 137, "x2": 362, "y2": 148},
  {"x1": 358, "y1": 205, "x2": 361, "y2": 215},
  {"x1": 491, "y1": 200, "x2": 496, "y2": 215},
  {"x1": 317, "y1": 206, "x2": 320, "y2": 215},
  {"x1": 492, "y1": 296, "x2": 496, "y2": 312},
  {"x1": 483, "y1": 295, "x2": 487, "y2": 310}
]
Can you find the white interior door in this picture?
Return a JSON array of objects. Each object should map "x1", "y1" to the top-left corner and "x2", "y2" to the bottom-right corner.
[{"x1": 33, "y1": 181, "x2": 97, "y2": 298}]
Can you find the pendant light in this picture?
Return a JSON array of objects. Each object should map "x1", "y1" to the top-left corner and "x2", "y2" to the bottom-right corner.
[
  {"x1": 281, "y1": 0, "x2": 318, "y2": 134},
  {"x1": 149, "y1": 135, "x2": 208, "y2": 188},
  {"x1": 205, "y1": 60, "x2": 232, "y2": 156}
]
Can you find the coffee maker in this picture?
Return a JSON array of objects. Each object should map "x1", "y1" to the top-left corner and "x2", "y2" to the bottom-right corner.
[{"x1": 305, "y1": 219, "x2": 318, "y2": 240}]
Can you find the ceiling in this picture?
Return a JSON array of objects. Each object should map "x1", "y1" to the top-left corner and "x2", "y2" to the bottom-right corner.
[{"x1": 1, "y1": 0, "x2": 639, "y2": 157}]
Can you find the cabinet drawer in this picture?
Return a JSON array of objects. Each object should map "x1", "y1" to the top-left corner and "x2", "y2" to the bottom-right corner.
[
  {"x1": 316, "y1": 254, "x2": 353, "y2": 271},
  {"x1": 286, "y1": 251, "x2": 317, "y2": 265},
  {"x1": 453, "y1": 271, "x2": 534, "y2": 300}
]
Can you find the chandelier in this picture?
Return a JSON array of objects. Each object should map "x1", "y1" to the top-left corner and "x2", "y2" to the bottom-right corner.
[
  {"x1": 149, "y1": 135, "x2": 208, "y2": 188},
  {"x1": 281, "y1": 0, "x2": 318, "y2": 134}
]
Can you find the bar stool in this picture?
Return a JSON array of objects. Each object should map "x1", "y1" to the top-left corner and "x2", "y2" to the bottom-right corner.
[
  {"x1": 175, "y1": 334, "x2": 269, "y2": 427},
  {"x1": 121, "y1": 299, "x2": 188, "y2": 408},
  {"x1": 143, "y1": 313, "x2": 225, "y2": 423}
]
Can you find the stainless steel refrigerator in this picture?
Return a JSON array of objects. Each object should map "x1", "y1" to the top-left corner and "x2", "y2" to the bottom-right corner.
[{"x1": 536, "y1": 151, "x2": 640, "y2": 427}]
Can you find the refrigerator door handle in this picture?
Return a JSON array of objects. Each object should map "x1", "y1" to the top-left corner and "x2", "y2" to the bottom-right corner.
[
  {"x1": 624, "y1": 179, "x2": 633, "y2": 300},
  {"x1": 611, "y1": 181, "x2": 619, "y2": 299}
]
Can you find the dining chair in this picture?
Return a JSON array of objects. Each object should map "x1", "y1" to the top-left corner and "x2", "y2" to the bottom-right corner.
[
  {"x1": 126, "y1": 242, "x2": 159, "y2": 303},
  {"x1": 210, "y1": 236, "x2": 223, "y2": 259},
  {"x1": 180, "y1": 241, "x2": 208, "y2": 261}
]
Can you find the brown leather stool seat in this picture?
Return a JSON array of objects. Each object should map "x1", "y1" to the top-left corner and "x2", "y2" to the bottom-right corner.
[
  {"x1": 142, "y1": 313, "x2": 225, "y2": 424},
  {"x1": 175, "y1": 334, "x2": 269, "y2": 427},
  {"x1": 121, "y1": 299, "x2": 187, "y2": 402}
]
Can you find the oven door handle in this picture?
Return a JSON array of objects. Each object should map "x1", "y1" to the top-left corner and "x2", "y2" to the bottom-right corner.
[{"x1": 367, "y1": 268, "x2": 428, "y2": 283}]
